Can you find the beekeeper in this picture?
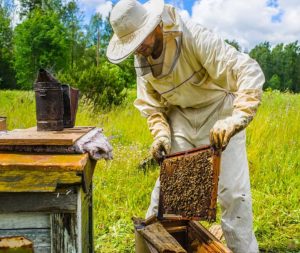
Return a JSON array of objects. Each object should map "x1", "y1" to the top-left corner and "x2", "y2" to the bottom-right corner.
[{"x1": 106, "y1": 0, "x2": 265, "y2": 252}]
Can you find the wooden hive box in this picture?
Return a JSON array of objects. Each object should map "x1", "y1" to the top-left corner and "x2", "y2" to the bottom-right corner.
[
  {"x1": 134, "y1": 216, "x2": 231, "y2": 253},
  {"x1": 134, "y1": 146, "x2": 229, "y2": 253},
  {"x1": 0, "y1": 127, "x2": 98, "y2": 253}
]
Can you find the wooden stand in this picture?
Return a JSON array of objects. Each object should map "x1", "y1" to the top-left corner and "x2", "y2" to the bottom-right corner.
[{"x1": 0, "y1": 127, "x2": 98, "y2": 253}]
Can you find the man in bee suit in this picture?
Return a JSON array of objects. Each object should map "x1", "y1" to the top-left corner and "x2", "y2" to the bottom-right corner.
[{"x1": 106, "y1": 0, "x2": 265, "y2": 252}]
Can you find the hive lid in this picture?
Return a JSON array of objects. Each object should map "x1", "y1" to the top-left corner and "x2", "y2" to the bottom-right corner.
[
  {"x1": 0, "y1": 126, "x2": 94, "y2": 146},
  {"x1": 158, "y1": 145, "x2": 221, "y2": 221}
]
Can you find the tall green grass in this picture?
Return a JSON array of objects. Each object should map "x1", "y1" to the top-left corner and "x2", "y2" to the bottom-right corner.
[{"x1": 0, "y1": 90, "x2": 299, "y2": 252}]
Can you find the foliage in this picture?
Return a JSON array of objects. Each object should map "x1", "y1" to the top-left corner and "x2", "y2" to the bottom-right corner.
[
  {"x1": 18, "y1": 0, "x2": 63, "y2": 18},
  {"x1": 250, "y1": 41, "x2": 300, "y2": 92},
  {"x1": 225, "y1": 39, "x2": 241, "y2": 51},
  {"x1": 13, "y1": 9, "x2": 69, "y2": 89},
  {"x1": 0, "y1": 2, "x2": 15, "y2": 88},
  {"x1": 61, "y1": 0, "x2": 86, "y2": 69},
  {"x1": 268, "y1": 74, "x2": 281, "y2": 90},
  {"x1": 1, "y1": 0, "x2": 300, "y2": 101},
  {"x1": 58, "y1": 61, "x2": 129, "y2": 109},
  {"x1": 0, "y1": 90, "x2": 299, "y2": 252}
]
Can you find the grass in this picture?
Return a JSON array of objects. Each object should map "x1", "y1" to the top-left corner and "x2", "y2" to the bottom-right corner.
[{"x1": 0, "y1": 90, "x2": 299, "y2": 252}]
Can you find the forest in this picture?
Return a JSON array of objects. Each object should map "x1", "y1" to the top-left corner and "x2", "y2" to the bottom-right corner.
[
  {"x1": 1, "y1": 0, "x2": 300, "y2": 109},
  {"x1": 0, "y1": 1, "x2": 299, "y2": 252}
]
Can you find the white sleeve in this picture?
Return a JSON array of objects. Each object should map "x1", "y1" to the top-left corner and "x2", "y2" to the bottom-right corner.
[
  {"x1": 188, "y1": 21, "x2": 265, "y2": 121},
  {"x1": 134, "y1": 76, "x2": 171, "y2": 140}
]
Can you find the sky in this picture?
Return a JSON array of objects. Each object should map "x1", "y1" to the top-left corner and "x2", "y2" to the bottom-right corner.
[{"x1": 78, "y1": 0, "x2": 300, "y2": 50}]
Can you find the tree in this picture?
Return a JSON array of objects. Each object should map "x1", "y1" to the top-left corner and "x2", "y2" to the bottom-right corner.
[
  {"x1": 13, "y1": 9, "x2": 69, "y2": 89},
  {"x1": 282, "y1": 42, "x2": 300, "y2": 92},
  {"x1": 250, "y1": 42, "x2": 272, "y2": 89},
  {"x1": 86, "y1": 13, "x2": 102, "y2": 66},
  {"x1": 58, "y1": 62, "x2": 129, "y2": 109},
  {"x1": 0, "y1": 1, "x2": 16, "y2": 88},
  {"x1": 19, "y1": 0, "x2": 63, "y2": 18},
  {"x1": 268, "y1": 74, "x2": 281, "y2": 90},
  {"x1": 225, "y1": 39, "x2": 241, "y2": 52},
  {"x1": 270, "y1": 42, "x2": 300, "y2": 91},
  {"x1": 61, "y1": 0, "x2": 85, "y2": 69}
]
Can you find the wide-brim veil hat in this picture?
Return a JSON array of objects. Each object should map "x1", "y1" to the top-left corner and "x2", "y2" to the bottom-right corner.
[{"x1": 106, "y1": 0, "x2": 164, "y2": 64}]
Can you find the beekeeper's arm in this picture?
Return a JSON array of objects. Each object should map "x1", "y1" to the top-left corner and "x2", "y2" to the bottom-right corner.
[
  {"x1": 190, "y1": 23, "x2": 265, "y2": 149},
  {"x1": 134, "y1": 76, "x2": 171, "y2": 161}
]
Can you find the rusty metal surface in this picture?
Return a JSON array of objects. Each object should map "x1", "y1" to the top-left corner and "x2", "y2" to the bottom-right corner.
[
  {"x1": 62, "y1": 84, "x2": 79, "y2": 128},
  {"x1": 159, "y1": 145, "x2": 221, "y2": 221},
  {"x1": 0, "y1": 117, "x2": 6, "y2": 131},
  {"x1": 34, "y1": 69, "x2": 64, "y2": 131}
]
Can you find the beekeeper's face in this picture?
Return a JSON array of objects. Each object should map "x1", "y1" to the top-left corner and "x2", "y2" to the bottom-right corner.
[
  {"x1": 136, "y1": 31, "x2": 156, "y2": 57},
  {"x1": 135, "y1": 25, "x2": 162, "y2": 58}
]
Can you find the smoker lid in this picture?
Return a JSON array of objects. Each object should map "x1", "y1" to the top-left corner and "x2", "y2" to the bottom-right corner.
[{"x1": 34, "y1": 69, "x2": 61, "y2": 90}]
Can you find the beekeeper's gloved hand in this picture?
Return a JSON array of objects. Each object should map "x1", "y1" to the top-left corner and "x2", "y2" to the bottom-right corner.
[
  {"x1": 210, "y1": 115, "x2": 249, "y2": 150},
  {"x1": 150, "y1": 136, "x2": 171, "y2": 163}
]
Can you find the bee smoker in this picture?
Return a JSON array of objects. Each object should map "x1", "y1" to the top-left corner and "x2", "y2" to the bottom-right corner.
[
  {"x1": 0, "y1": 116, "x2": 6, "y2": 131},
  {"x1": 62, "y1": 84, "x2": 79, "y2": 128},
  {"x1": 34, "y1": 69, "x2": 79, "y2": 131},
  {"x1": 34, "y1": 69, "x2": 64, "y2": 131}
]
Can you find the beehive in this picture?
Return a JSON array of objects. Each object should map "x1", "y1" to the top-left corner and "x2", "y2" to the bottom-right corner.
[
  {"x1": 159, "y1": 145, "x2": 221, "y2": 221},
  {"x1": 134, "y1": 215, "x2": 232, "y2": 253}
]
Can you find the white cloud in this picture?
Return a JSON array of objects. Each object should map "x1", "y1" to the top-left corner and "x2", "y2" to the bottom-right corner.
[
  {"x1": 79, "y1": 0, "x2": 112, "y2": 18},
  {"x1": 188, "y1": 0, "x2": 300, "y2": 49},
  {"x1": 96, "y1": 1, "x2": 112, "y2": 17},
  {"x1": 169, "y1": 0, "x2": 184, "y2": 9}
]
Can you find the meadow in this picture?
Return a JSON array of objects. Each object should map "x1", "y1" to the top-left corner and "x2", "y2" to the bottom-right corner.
[{"x1": 0, "y1": 90, "x2": 299, "y2": 253}]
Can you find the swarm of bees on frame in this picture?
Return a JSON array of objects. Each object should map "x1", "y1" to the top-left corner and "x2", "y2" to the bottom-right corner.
[{"x1": 160, "y1": 149, "x2": 215, "y2": 219}]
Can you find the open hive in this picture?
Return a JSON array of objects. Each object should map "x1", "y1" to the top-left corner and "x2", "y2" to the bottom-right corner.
[
  {"x1": 159, "y1": 145, "x2": 221, "y2": 221},
  {"x1": 133, "y1": 215, "x2": 232, "y2": 253}
]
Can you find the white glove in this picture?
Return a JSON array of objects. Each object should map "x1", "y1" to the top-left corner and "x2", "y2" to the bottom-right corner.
[
  {"x1": 150, "y1": 136, "x2": 171, "y2": 162},
  {"x1": 210, "y1": 115, "x2": 249, "y2": 150}
]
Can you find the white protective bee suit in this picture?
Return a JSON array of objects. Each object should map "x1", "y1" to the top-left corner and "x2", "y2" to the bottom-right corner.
[{"x1": 133, "y1": 5, "x2": 265, "y2": 253}]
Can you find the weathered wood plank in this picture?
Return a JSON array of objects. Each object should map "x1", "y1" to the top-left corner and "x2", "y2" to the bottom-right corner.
[
  {"x1": 77, "y1": 189, "x2": 94, "y2": 253},
  {"x1": 82, "y1": 159, "x2": 96, "y2": 193},
  {"x1": 51, "y1": 213, "x2": 77, "y2": 253},
  {"x1": 0, "y1": 127, "x2": 94, "y2": 146},
  {"x1": 0, "y1": 192, "x2": 77, "y2": 213},
  {"x1": 188, "y1": 221, "x2": 232, "y2": 253},
  {"x1": 0, "y1": 153, "x2": 89, "y2": 172},
  {"x1": 138, "y1": 222, "x2": 187, "y2": 253},
  {"x1": 0, "y1": 228, "x2": 51, "y2": 253},
  {"x1": 0, "y1": 213, "x2": 49, "y2": 229},
  {"x1": 0, "y1": 169, "x2": 82, "y2": 192}
]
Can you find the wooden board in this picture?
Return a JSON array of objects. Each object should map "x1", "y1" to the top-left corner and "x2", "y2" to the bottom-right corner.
[
  {"x1": 0, "y1": 126, "x2": 94, "y2": 146},
  {"x1": 0, "y1": 153, "x2": 95, "y2": 192},
  {"x1": 0, "y1": 213, "x2": 51, "y2": 253},
  {"x1": 0, "y1": 153, "x2": 89, "y2": 171},
  {"x1": 188, "y1": 221, "x2": 232, "y2": 253},
  {"x1": 138, "y1": 222, "x2": 187, "y2": 253},
  {"x1": 135, "y1": 218, "x2": 231, "y2": 253},
  {"x1": 0, "y1": 192, "x2": 77, "y2": 213}
]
